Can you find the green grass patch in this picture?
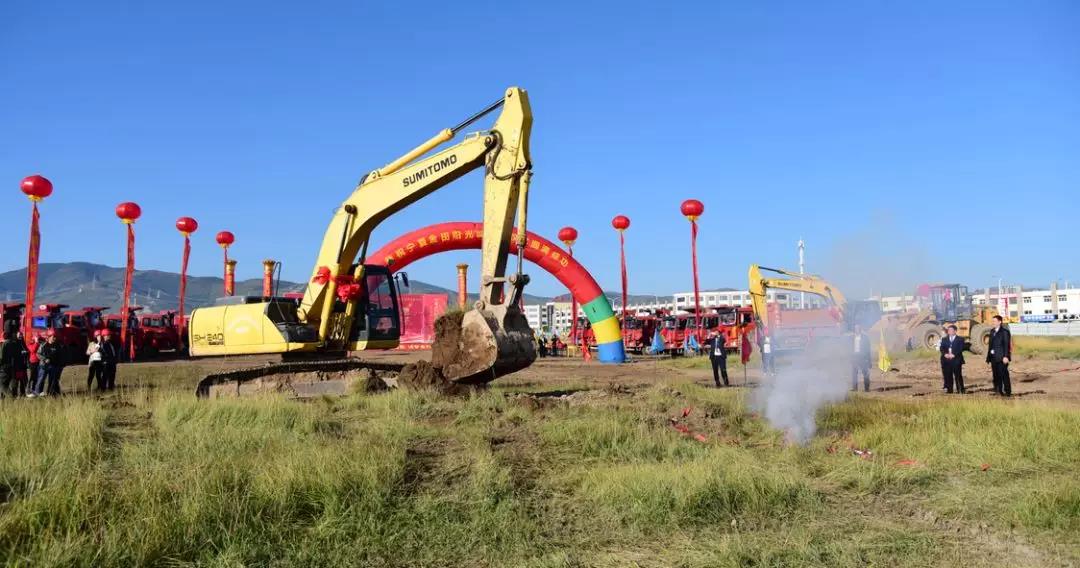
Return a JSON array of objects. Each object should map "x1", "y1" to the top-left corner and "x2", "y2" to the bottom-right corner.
[
  {"x1": 0, "y1": 376, "x2": 1076, "y2": 566},
  {"x1": 1013, "y1": 335, "x2": 1080, "y2": 359}
]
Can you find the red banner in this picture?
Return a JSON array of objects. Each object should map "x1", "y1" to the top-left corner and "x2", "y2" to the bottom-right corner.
[
  {"x1": 741, "y1": 330, "x2": 753, "y2": 365},
  {"x1": 619, "y1": 230, "x2": 628, "y2": 321},
  {"x1": 397, "y1": 293, "x2": 448, "y2": 346},
  {"x1": 120, "y1": 224, "x2": 135, "y2": 361},
  {"x1": 178, "y1": 235, "x2": 190, "y2": 338},
  {"x1": 223, "y1": 248, "x2": 231, "y2": 295},
  {"x1": 690, "y1": 220, "x2": 701, "y2": 340},
  {"x1": 569, "y1": 245, "x2": 578, "y2": 343},
  {"x1": 23, "y1": 203, "x2": 40, "y2": 345}
]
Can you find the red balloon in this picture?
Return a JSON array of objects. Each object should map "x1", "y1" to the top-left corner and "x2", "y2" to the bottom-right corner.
[
  {"x1": 115, "y1": 202, "x2": 142, "y2": 223},
  {"x1": 20, "y1": 175, "x2": 53, "y2": 201},
  {"x1": 680, "y1": 199, "x2": 704, "y2": 220},
  {"x1": 216, "y1": 231, "x2": 235, "y2": 247},
  {"x1": 558, "y1": 226, "x2": 578, "y2": 245},
  {"x1": 176, "y1": 217, "x2": 199, "y2": 235},
  {"x1": 611, "y1": 215, "x2": 630, "y2": 231}
]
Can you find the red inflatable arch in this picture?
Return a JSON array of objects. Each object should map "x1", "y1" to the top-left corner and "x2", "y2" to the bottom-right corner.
[
  {"x1": 370, "y1": 221, "x2": 604, "y2": 307},
  {"x1": 368, "y1": 221, "x2": 626, "y2": 363}
]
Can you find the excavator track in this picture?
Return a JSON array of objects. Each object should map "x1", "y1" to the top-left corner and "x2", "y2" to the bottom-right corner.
[{"x1": 196, "y1": 358, "x2": 406, "y2": 399}]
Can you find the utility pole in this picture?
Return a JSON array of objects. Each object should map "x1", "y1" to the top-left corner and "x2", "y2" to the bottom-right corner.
[{"x1": 798, "y1": 238, "x2": 806, "y2": 309}]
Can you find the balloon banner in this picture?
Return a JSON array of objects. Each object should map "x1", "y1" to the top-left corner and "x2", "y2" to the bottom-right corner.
[
  {"x1": 121, "y1": 224, "x2": 135, "y2": 361},
  {"x1": 23, "y1": 203, "x2": 40, "y2": 342},
  {"x1": 179, "y1": 235, "x2": 191, "y2": 335}
]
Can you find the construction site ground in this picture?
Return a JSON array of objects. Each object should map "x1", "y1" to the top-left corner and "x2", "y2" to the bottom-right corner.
[{"x1": 1, "y1": 349, "x2": 1076, "y2": 567}]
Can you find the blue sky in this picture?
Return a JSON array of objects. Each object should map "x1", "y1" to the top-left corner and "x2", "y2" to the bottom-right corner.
[{"x1": 2, "y1": 1, "x2": 1077, "y2": 298}]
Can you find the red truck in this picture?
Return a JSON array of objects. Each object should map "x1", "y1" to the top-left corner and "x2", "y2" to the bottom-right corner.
[
  {"x1": 30, "y1": 304, "x2": 97, "y2": 362},
  {"x1": 765, "y1": 303, "x2": 844, "y2": 351},
  {"x1": 138, "y1": 310, "x2": 182, "y2": 355},
  {"x1": 104, "y1": 306, "x2": 145, "y2": 360},
  {"x1": 709, "y1": 306, "x2": 756, "y2": 352},
  {"x1": 620, "y1": 314, "x2": 659, "y2": 354},
  {"x1": 660, "y1": 313, "x2": 692, "y2": 352}
]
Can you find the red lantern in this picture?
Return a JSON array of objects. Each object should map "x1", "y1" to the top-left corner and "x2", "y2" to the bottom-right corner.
[
  {"x1": 558, "y1": 226, "x2": 578, "y2": 247},
  {"x1": 680, "y1": 199, "x2": 704, "y2": 221},
  {"x1": 216, "y1": 231, "x2": 235, "y2": 248},
  {"x1": 611, "y1": 215, "x2": 631, "y2": 322},
  {"x1": 115, "y1": 202, "x2": 142, "y2": 224},
  {"x1": 20, "y1": 175, "x2": 53, "y2": 202},
  {"x1": 176, "y1": 216, "x2": 199, "y2": 236},
  {"x1": 680, "y1": 199, "x2": 705, "y2": 341},
  {"x1": 115, "y1": 202, "x2": 141, "y2": 360},
  {"x1": 20, "y1": 175, "x2": 52, "y2": 346},
  {"x1": 175, "y1": 217, "x2": 198, "y2": 339}
]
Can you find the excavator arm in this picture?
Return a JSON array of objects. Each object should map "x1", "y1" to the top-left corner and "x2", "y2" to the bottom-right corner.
[
  {"x1": 747, "y1": 264, "x2": 848, "y2": 335},
  {"x1": 188, "y1": 87, "x2": 537, "y2": 385},
  {"x1": 299, "y1": 87, "x2": 533, "y2": 346}
]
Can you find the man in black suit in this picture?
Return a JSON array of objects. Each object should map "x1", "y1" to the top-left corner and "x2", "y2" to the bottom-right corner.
[
  {"x1": 850, "y1": 324, "x2": 872, "y2": 392},
  {"x1": 707, "y1": 331, "x2": 729, "y2": 387},
  {"x1": 939, "y1": 325, "x2": 965, "y2": 394},
  {"x1": 986, "y1": 315, "x2": 1012, "y2": 396}
]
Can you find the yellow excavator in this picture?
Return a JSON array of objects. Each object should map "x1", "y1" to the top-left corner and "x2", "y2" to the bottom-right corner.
[
  {"x1": 747, "y1": 264, "x2": 883, "y2": 349},
  {"x1": 748, "y1": 265, "x2": 997, "y2": 354},
  {"x1": 189, "y1": 87, "x2": 536, "y2": 393}
]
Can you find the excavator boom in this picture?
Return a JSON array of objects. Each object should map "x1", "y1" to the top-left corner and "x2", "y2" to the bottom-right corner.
[
  {"x1": 747, "y1": 264, "x2": 883, "y2": 348},
  {"x1": 190, "y1": 87, "x2": 537, "y2": 392}
]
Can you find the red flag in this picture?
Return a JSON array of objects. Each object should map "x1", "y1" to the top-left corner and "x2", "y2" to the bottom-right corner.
[
  {"x1": 178, "y1": 235, "x2": 190, "y2": 339},
  {"x1": 223, "y1": 247, "x2": 231, "y2": 294},
  {"x1": 120, "y1": 224, "x2": 136, "y2": 361},
  {"x1": 741, "y1": 330, "x2": 753, "y2": 365},
  {"x1": 690, "y1": 220, "x2": 701, "y2": 341},
  {"x1": 23, "y1": 203, "x2": 40, "y2": 345},
  {"x1": 120, "y1": 225, "x2": 137, "y2": 362},
  {"x1": 619, "y1": 230, "x2": 628, "y2": 322},
  {"x1": 569, "y1": 245, "x2": 578, "y2": 346}
]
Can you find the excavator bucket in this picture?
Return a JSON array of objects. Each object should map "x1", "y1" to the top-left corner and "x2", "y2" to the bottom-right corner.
[{"x1": 431, "y1": 305, "x2": 537, "y2": 384}]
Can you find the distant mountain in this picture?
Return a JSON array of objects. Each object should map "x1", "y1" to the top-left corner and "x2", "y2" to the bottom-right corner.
[{"x1": 0, "y1": 262, "x2": 553, "y2": 313}]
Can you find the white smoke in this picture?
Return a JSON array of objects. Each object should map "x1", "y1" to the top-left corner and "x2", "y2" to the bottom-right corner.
[
  {"x1": 820, "y1": 211, "x2": 933, "y2": 298},
  {"x1": 751, "y1": 339, "x2": 853, "y2": 445}
]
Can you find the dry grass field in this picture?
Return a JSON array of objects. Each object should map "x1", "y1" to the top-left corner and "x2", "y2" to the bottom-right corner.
[{"x1": 0, "y1": 341, "x2": 1077, "y2": 567}]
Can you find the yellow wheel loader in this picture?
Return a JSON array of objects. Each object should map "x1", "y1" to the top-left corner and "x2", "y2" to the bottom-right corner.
[
  {"x1": 877, "y1": 284, "x2": 998, "y2": 354},
  {"x1": 190, "y1": 88, "x2": 537, "y2": 396}
]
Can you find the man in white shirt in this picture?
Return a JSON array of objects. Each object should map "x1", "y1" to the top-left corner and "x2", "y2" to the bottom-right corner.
[
  {"x1": 851, "y1": 324, "x2": 872, "y2": 392},
  {"x1": 939, "y1": 324, "x2": 965, "y2": 394}
]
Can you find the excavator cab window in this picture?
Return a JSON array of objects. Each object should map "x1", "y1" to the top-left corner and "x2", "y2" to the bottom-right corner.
[{"x1": 349, "y1": 265, "x2": 400, "y2": 342}]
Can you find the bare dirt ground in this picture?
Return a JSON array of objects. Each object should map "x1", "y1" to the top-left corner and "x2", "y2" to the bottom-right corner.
[
  {"x1": 100, "y1": 348, "x2": 1080, "y2": 408},
  {"x1": 354, "y1": 349, "x2": 1080, "y2": 407}
]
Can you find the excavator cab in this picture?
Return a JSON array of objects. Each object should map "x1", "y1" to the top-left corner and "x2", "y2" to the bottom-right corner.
[{"x1": 346, "y1": 265, "x2": 401, "y2": 349}]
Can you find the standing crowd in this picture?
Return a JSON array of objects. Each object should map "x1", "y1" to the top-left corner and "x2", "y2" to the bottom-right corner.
[{"x1": 0, "y1": 323, "x2": 121, "y2": 399}]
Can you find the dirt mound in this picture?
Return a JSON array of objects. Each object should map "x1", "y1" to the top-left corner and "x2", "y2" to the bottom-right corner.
[
  {"x1": 398, "y1": 360, "x2": 466, "y2": 394},
  {"x1": 430, "y1": 311, "x2": 470, "y2": 377}
]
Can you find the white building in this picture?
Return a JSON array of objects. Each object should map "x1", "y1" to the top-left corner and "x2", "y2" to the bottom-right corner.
[
  {"x1": 523, "y1": 304, "x2": 543, "y2": 331},
  {"x1": 973, "y1": 286, "x2": 1080, "y2": 322},
  {"x1": 875, "y1": 294, "x2": 920, "y2": 313},
  {"x1": 671, "y1": 290, "x2": 824, "y2": 311}
]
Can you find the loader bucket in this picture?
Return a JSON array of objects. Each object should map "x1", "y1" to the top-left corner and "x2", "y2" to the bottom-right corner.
[{"x1": 431, "y1": 305, "x2": 537, "y2": 384}]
